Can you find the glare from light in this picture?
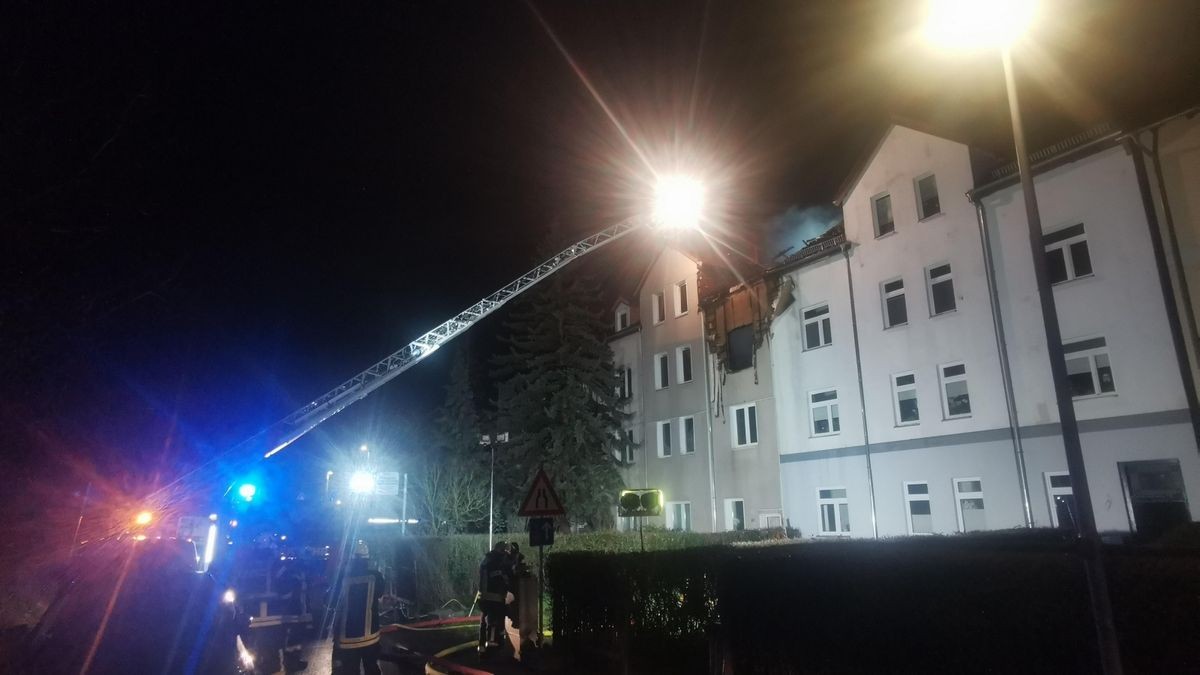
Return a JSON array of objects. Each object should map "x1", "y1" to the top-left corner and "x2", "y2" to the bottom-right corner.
[
  {"x1": 203, "y1": 524, "x2": 217, "y2": 568},
  {"x1": 133, "y1": 534, "x2": 147, "y2": 542},
  {"x1": 653, "y1": 176, "x2": 706, "y2": 230},
  {"x1": 924, "y1": 0, "x2": 1037, "y2": 51},
  {"x1": 349, "y1": 470, "x2": 376, "y2": 494},
  {"x1": 236, "y1": 635, "x2": 255, "y2": 670},
  {"x1": 359, "y1": 444, "x2": 369, "y2": 452},
  {"x1": 223, "y1": 589, "x2": 236, "y2": 604},
  {"x1": 367, "y1": 517, "x2": 400, "y2": 525},
  {"x1": 208, "y1": 513, "x2": 218, "y2": 521},
  {"x1": 134, "y1": 511, "x2": 153, "y2": 526},
  {"x1": 237, "y1": 483, "x2": 257, "y2": 501},
  {"x1": 229, "y1": 519, "x2": 239, "y2": 528}
]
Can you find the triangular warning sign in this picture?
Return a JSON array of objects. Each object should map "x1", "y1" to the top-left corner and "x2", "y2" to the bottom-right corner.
[{"x1": 518, "y1": 468, "x2": 566, "y2": 517}]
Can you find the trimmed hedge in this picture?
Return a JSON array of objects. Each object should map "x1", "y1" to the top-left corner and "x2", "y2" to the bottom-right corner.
[
  {"x1": 548, "y1": 530, "x2": 1200, "y2": 674},
  {"x1": 390, "y1": 528, "x2": 778, "y2": 615}
]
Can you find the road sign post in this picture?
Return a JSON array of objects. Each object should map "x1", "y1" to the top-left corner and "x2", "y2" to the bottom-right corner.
[{"x1": 518, "y1": 468, "x2": 566, "y2": 643}]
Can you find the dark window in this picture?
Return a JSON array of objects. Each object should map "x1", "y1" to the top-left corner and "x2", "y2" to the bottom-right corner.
[
  {"x1": 883, "y1": 279, "x2": 907, "y2": 328},
  {"x1": 680, "y1": 347, "x2": 693, "y2": 383},
  {"x1": 1043, "y1": 224, "x2": 1093, "y2": 284},
  {"x1": 1070, "y1": 241, "x2": 1093, "y2": 277},
  {"x1": 1046, "y1": 248, "x2": 1069, "y2": 284},
  {"x1": 683, "y1": 417, "x2": 695, "y2": 453},
  {"x1": 678, "y1": 282, "x2": 689, "y2": 314},
  {"x1": 874, "y1": 194, "x2": 894, "y2": 236},
  {"x1": 727, "y1": 325, "x2": 754, "y2": 371},
  {"x1": 917, "y1": 174, "x2": 940, "y2": 219},
  {"x1": 803, "y1": 304, "x2": 832, "y2": 349},
  {"x1": 658, "y1": 354, "x2": 669, "y2": 389},
  {"x1": 928, "y1": 263, "x2": 956, "y2": 315}
]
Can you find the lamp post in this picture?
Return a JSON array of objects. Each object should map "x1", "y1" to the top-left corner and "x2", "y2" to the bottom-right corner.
[
  {"x1": 480, "y1": 432, "x2": 509, "y2": 549},
  {"x1": 924, "y1": 2, "x2": 1122, "y2": 672}
]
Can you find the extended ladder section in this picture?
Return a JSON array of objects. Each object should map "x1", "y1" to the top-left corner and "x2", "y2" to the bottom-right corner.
[{"x1": 261, "y1": 217, "x2": 643, "y2": 458}]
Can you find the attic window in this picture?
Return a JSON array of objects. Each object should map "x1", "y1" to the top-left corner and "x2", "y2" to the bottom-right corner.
[
  {"x1": 727, "y1": 325, "x2": 754, "y2": 372},
  {"x1": 615, "y1": 305, "x2": 630, "y2": 331}
]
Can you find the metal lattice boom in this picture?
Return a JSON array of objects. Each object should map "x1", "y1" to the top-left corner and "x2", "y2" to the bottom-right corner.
[{"x1": 261, "y1": 217, "x2": 643, "y2": 458}]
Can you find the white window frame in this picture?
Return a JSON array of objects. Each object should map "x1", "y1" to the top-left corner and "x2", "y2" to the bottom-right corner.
[
  {"x1": 881, "y1": 277, "x2": 907, "y2": 329},
  {"x1": 953, "y1": 477, "x2": 986, "y2": 533},
  {"x1": 656, "y1": 420, "x2": 672, "y2": 458},
  {"x1": 1044, "y1": 471, "x2": 1074, "y2": 528},
  {"x1": 724, "y1": 498, "x2": 746, "y2": 532},
  {"x1": 1043, "y1": 223, "x2": 1093, "y2": 284},
  {"x1": 925, "y1": 262, "x2": 956, "y2": 316},
  {"x1": 915, "y1": 172, "x2": 941, "y2": 220},
  {"x1": 622, "y1": 428, "x2": 636, "y2": 464},
  {"x1": 1063, "y1": 336, "x2": 1116, "y2": 399},
  {"x1": 675, "y1": 345, "x2": 693, "y2": 384},
  {"x1": 730, "y1": 402, "x2": 759, "y2": 448},
  {"x1": 679, "y1": 415, "x2": 696, "y2": 454},
  {"x1": 903, "y1": 481, "x2": 933, "y2": 535},
  {"x1": 674, "y1": 280, "x2": 689, "y2": 317},
  {"x1": 891, "y1": 371, "x2": 920, "y2": 426},
  {"x1": 654, "y1": 352, "x2": 669, "y2": 390},
  {"x1": 666, "y1": 501, "x2": 692, "y2": 531},
  {"x1": 615, "y1": 304, "x2": 630, "y2": 332},
  {"x1": 938, "y1": 361, "x2": 972, "y2": 419},
  {"x1": 651, "y1": 291, "x2": 665, "y2": 324},
  {"x1": 871, "y1": 192, "x2": 894, "y2": 237},
  {"x1": 817, "y1": 487, "x2": 850, "y2": 536},
  {"x1": 808, "y1": 389, "x2": 840, "y2": 437},
  {"x1": 801, "y1": 303, "x2": 832, "y2": 350}
]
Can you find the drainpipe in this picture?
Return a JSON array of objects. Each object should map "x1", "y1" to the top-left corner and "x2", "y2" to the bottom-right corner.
[
  {"x1": 843, "y1": 245, "x2": 878, "y2": 538},
  {"x1": 971, "y1": 198, "x2": 1034, "y2": 527},
  {"x1": 701, "y1": 307, "x2": 720, "y2": 532}
]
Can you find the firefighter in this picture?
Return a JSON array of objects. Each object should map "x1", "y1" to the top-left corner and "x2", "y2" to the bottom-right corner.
[
  {"x1": 332, "y1": 541, "x2": 386, "y2": 675},
  {"x1": 477, "y1": 541, "x2": 512, "y2": 655}
]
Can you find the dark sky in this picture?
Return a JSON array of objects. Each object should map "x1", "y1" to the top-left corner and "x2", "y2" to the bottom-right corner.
[{"x1": 3, "y1": 0, "x2": 1197, "y2": 486}]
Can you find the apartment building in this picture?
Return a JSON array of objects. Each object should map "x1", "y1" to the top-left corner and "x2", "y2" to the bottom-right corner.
[
  {"x1": 771, "y1": 122, "x2": 1200, "y2": 538},
  {"x1": 608, "y1": 244, "x2": 783, "y2": 532}
]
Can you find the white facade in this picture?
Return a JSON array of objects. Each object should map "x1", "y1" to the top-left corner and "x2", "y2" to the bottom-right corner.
[{"x1": 772, "y1": 124, "x2": 1200, "y2": 539}]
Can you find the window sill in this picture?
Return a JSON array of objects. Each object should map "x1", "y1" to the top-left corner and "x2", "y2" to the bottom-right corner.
[
  {"x1": 803, "y1": 343, "x2": 833, "y2": 353},
  {"x1": 816, "y1": 532, "x2": 851, "y2": 538},
  {"x1": 918, "y1": 211, "x2": 944, "y2": 223},
  {"x1": 732, "y1": 443, "x2": 759, "y2": 450},
  {"x1": 895, "y1": 421, "x2": 920, "y2": 428},
  {"x1": 929, "y1": 308, "x2": 958, "y2": 320},
  {"x1": 675, "y1": 311, "x2": 689, "y2": 318},
  {"x1": 943, "y1": 414, "x2": 973, "y2": 421},
  {"x1": 1072, "y1": 392, "x2": 1118, "y2": 402},
  {"x1": 677, "y1": 379, "x2": 694, "y2": 385},
  {"x1": 810, "y1": 432, "x2": 841, "y2": 439},
  {"x1": 1051, "y1": 273, "x2": 1096, "y2": 288},
  {"x1": 875, "y1": 229, "x2": 897, "y2": 240},
  {"x1": 884, "y1": 322, "x2": 909, "y2": 331}
]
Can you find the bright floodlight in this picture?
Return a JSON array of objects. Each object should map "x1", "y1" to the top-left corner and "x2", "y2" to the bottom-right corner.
[
  {"x1": 237, "y1": 483, "x2": 257, "y2": 502},
  {"x1": 134, "y1": 510, "x2": 153, "y2": 526},
  {"x1": 653, "y1": 176, "x2": 705, "y2": 230},
  {"x1": 924, "y1": 0, "x2": 1037, "y2": 50},
  {"x1": 349, "y1": 470, "x2": 376, "y2": 495}
]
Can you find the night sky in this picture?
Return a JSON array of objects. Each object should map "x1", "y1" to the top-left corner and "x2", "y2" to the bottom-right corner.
[{"x1": 3, "y1": 0, "x2": 1197, "y2": 489}]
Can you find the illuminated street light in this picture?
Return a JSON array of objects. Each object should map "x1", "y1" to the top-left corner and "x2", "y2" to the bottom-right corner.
[
  {"x1": 922, "y1": 2, "x2": 1120, "y2": 671},
  {"x1": 134, "y1": 510, "x2": 153, "y2": 526},
  {"x1": 653, "y1": 175, "x2": 705, "y2": 230},
  {"x1": 237, "y1": 483, "x2": 257, "y2": 502},
  {"x1": 924, "y1": 0, "x2": 1036, "y2": 51},
  {"x1": 349, "y1": 470, "x2": 376, "y2": 495}
]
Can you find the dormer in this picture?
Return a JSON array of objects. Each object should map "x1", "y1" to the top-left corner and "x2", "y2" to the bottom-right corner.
[{"x1": 614, "y1": 301, "x2": 631, "y2": 332}]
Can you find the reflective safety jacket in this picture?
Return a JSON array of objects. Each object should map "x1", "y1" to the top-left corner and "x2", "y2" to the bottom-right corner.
[
  {"x1": 336, "y1": 570, "x2": 385, "y2": 648},
  {"x1": 477, "y1": 551, "x2": 511, "y2": 604}
]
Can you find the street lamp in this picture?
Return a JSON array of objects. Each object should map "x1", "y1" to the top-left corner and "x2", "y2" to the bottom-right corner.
[
  {"x1": 653, "y1": 175, "x2": 706, "y2": 230},
  {"x1": 924, "y1": 2, "x2": 1122, "y2": 672},
  {"x1": 480, "y1": 432, "x2": 509, "y2": 549}
]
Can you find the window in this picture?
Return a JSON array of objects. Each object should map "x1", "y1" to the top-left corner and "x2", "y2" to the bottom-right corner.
[
  {"x1": 622, "y1": 429, "x2": 636, "y2": 464},
  {"x1": 938, "y1": 362, "x2": 972, "y2": 418},
  {"x1": 615, "y1": 304, "x2": 630, "y2": 331},
  {"x1": 1044, "y1": 224, "x2": 1093, "y2": 284},
  {"x1": 656, "y1": 420, "x2": 672, "y2": 457},
  {"x1": 890, "y1": 372, "x2": 919, "y2": 425},
  {"x1": 802, "y1": 304, "x2": 832, "y2": 350},
  {"x1": 674, "y1": 281, "x2": 689, "y2": 316},
  {"x1": 809, "y1": 390, "x2": 840, "y2": 436},
  {"x1": 652, "y1": 292, "x2": 666, "y2": 324},
  {"x1": 926, "y1": 263, "x2": 956, "y2": 315},
  {"x1": 676, "y1": 346, "x2": 693, "y2": 384},
  {"x1": 882, "y1": 278, "x2": 908, "y2": 328},
  {"x1": 725, "y1": 498, "x2": 746, "y2": 531},
  {"x1": 1063, "y1": 337, "x2": 1115, "y2": 398},
  {"x1": 872, "y1": 193, "x2": 895, "y2": 237},
  {"x1": 915, "y1": 173, "x2": 941, "y2": 219},
  {"x1": 667, "y1": 502, "x2": 692, "y2": 531},
  {"x1": 727, "y1": 325, "x2": 754, "y2": 371},
  {"x1": 680, "y1": 416, "x2": 696, "y2": 454},
  {"x1": 616, "y1": 366, "x2": 632, "y2": 400},
  {"x1": 953, "y1": 478, "x2": 986, "y2": 532},
  {"x1": 817, "y1": 487, "x2": 850, "y2": 535},
  {"x1": 1044, "y1": 472, "x2": 1076, "y2": 529},
  {"x1": 654, "y1": 353, "x2": 669, "y2": 390},
  {"x1": 731, "y1": 403, "x2": 759, "y2": 447},
  {"x1": 904, "y1": 482, "x2": 933, "y2": 534}
]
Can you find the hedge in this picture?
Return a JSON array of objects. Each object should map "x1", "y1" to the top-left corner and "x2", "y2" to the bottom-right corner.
[
  {"x1": 388, "y1": 528, "x2": 780, "y2": 616},
  {"x1": 548, "y1": 529, "x2": 1200, "y2": 674}
]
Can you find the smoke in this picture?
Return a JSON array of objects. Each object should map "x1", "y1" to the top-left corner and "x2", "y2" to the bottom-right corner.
[{"x1": 763, "y1": 205, "x2": 841, "y2": 263}]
